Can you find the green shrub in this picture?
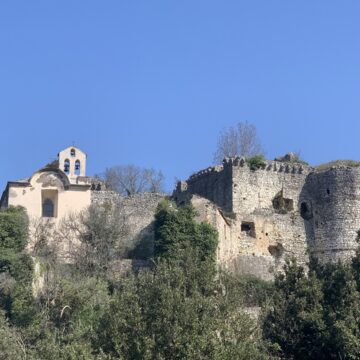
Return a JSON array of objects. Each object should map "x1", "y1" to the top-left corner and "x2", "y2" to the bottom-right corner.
[
  {"x1": 0, "y1": 310, "x2": 25, "y2": 360},
  {"x1": 154, "y1": 200, "x2": 218, "y2": 264},
  {"x1": 263, "y1": 258, "x2": 360, "y2": 360},
  {"x1": 0, "y1": 206, "x2": 28, "y2": 252},
  {"x1": 246, "y1": 155, "x2": 266, "y2": 171},
  {"x1": 97, "y1": 256, "x2": 269, "y2": 360},
  {"x1": 237, "y1": 275, "x2": 275, "y2": 307}
]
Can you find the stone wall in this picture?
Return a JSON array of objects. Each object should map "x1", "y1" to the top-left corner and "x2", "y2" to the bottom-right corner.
[
  {"x1": 91, "y1": 191, "x2": 166, "y2": 258},
  {"x1": 173, "y1": 158, "x2": 314, "y2": 279},
  {"x1": 173, "y1": 164, "x2": 233, "y2": 212},
  {"x1": 91, "y1": 160, "x2": 360, "y2": 280},
  {"x1": 302, "y1": 167, "x2": 360, "y2": 262},
  {"x1": 229, "y1": 159, "x2": 310, "y2": 214}
]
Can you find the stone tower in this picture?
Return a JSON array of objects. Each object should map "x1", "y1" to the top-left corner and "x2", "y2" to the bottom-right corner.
[
  {"x1": 173, "y1": 156, "x2": 360, "y2": 279},
  {"x1": 301, "y1": 167, "x2": 360, "y2": 263}
]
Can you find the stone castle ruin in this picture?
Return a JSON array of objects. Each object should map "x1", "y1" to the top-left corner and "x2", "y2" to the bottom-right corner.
[
  {"x1": 2, "y1": 146, "x2": 360, "y2": 280},
  {"x1": 173, "y1": 155, "x2": 360, "y2": 279}
]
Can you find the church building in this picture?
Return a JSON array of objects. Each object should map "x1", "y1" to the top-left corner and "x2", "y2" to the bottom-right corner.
[{"x1": 0, "y1": 146, "x2": 101, "y2": 222}]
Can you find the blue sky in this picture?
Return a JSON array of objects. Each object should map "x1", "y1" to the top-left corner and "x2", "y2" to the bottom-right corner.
[{"x1": 1, "y1": 1, "x2": 360, "y2": 192}]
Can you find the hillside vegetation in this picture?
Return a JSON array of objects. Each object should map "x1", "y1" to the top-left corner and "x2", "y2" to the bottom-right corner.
[{"x1": 1, "y1": 204, "x2": 360, "y2": 359}]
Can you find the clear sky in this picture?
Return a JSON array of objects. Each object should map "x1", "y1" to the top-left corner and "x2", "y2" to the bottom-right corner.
[{"x1": 1, "y1": 1, "x2": 360, "y2": 192}]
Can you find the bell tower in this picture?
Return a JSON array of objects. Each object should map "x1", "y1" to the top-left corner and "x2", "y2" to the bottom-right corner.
[{"x1": 58, "y1": 146, "x2": 87, "y2": 183}]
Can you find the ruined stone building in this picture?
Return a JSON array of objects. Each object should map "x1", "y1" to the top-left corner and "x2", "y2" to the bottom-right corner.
[
  {"x1": 2, "y1": 147, "x2": 360, "y2": 280},
  {"x1": 173, "y1": 155, "x2": 360, "y2": 279}
]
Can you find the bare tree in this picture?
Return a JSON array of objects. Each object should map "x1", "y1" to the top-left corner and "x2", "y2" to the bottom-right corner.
[
  {"x1": 55, "y1": 203, "x2": 130, "y2": 275},
  {"x1": 102, "y1": 165, "x2": 165, "y2": 196},
  {"x1": 213, "y1": 121, "x2": 264, "y2": 164}
]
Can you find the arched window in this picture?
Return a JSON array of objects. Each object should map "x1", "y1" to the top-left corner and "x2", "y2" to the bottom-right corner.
[
  {"x1": 42, "y1": 199, "x2": 54, "y2": 217},
  {"x1": 64, "y1": 159, "x2": 70, "y2": 173},
  {"x1": 70, "y1": 148, "x2": 76, "y2": 157},
  {"x1": 75, "y1": 160, "x2": 81, "y2": 175}
]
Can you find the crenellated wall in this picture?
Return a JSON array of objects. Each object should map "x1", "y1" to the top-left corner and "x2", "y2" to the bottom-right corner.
[
  {"x1": 174, "y1": 164, "x2": 233, "y2": 212},
  {"x1": 88, "y1": 158, "x2": 360, "y2": 280},
  {"x1": 229, "y1": 158, "x2": 310, "y2": 215},
  {"x1": 173, "y1": 157, "x2": 360, "y2": 279}
]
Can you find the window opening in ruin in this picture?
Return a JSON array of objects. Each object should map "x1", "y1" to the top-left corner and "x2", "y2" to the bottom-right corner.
[
  {"x1": 272, "y1": 191, "x2": 294, "y2": 214},
  {"x1": 327, "y1": 188, "x2": 330, "y2": 195},
  {"x1": 241, "y1": 221, "x2": 256, "y2": 237},
  {"x1": 75, "y1": 160, "x2": 81, "y2": 175},
  {"x1": 268, "y1": 243, "x2": 284, "y2": 258},
  {"x1": 64, "y1": 159, "x2": 70, "y2": 174},
  {"x1": 42, "y1": 198, "x2": 54, "y2": 217},
  {"x1": 300, "y1": 202, "x2": 313, "y2": 220},
  {"x1": 70, "y1": 148, "x2": 76, "y2": 157}
]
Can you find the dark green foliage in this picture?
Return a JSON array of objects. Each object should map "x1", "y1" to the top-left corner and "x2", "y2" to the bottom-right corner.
[
  {"x1": 0, "y1": 206, "x2": 28, "y2": 251},
  {"x1": 263, "y1": 259, "x2": 325, "y2": 359},
  {"x1": 0, "y1": 208, "x2": 30, "y2": 278},
  {"x1": 0, "y1": 249, "x2": 33, "y2": 282},
  {"x1": 0, "y1": 310, "x2": 25, "y2": 359},
  {"x1": 231, "y1": 274, "x2": 274, "y2": 307},
  {"x1": 264, "y1": 257, "x2": 360, "y2": 360},
  {"x1": 0, "y1": 199, "x2": 268, "y2": 359},
  {"x1": 0, "y1": 206, "x2": 36, "y2": 328},
  {"x1": 9, "y1": 283, "x2": 38, "y2": 327},
  {"x1": 154, "y1": 200, "x2": 218, "y2": 263},
  {"x1": 246, "y1": 155, "x2": 266, "y2": 170},
  {"x1": 97, "y1": 255, "x2": 268, "y2": 360}
]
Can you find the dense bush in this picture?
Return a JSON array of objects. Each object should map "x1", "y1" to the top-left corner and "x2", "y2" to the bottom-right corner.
[
  {"x1": 97, "y1": 255, "x2": 268, "y2": 360},
  {"x1": 154, "y1": 200, "x2": 218, "y2": 264},
  {"x1": 263, "y1": 257, "x2": 360, "y2": 359},
  {"x1": 246, "y1": 155, "x2": 266, "y2": 170},
  {"x1": 0, "y1": 206, "x2": 35, "y2": 327},
  {"x1": 0, "y1": 201, "x2": 271, "y2": 359}
]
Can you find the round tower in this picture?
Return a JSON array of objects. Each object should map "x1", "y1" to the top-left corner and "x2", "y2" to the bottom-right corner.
[{"x1": 302, "y1": 166, "x2": 360, "y2": 262}]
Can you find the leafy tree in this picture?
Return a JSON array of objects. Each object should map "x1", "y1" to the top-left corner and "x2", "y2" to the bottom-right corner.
[
  {"x1": 95, "y1": 201, "x2": 268, "y2": 359},
  {"x1": 319, "y1": 262, "x2": 360, "y2": 359},
  {"x1": 263, "y1": 259, "x2": 325, "y2": 359},
  {"x1": 96, "y1": 255, "x2": 268, "y2": 360},
  {"x1": 154, "y1": 200, "x2": 218, "y2": 264},
  {"x1": 13, "y1": 267, "x2": 113, "y2": 359},
  {"x1": 227, "y1": 274, "x2": 274, "y2": 308},
  {"x1": 0, "y1": 206, "x2": 36, "y2": 327},
  {"x1": 214, "y1": 121, "x2": 264, "y2": 164},
  {"x1": 263, "y1": 257, "x2": 360, "y2": 360},
  {"x1": 0, "y1": 206, "x2": 28, "y2": 252}
]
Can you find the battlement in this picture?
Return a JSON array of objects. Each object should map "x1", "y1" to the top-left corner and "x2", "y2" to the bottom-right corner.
[
  {"x1": 188, "y1": 165, "x2": 224, "y2": 182},
  {"x1": 223, "y1": 156, "x2": 311, "y2": 175},
  {"x1": 175, "y1": 156, "x2": 313, "y2": 214},
  {"x1": 187, "y1": 158, "x2": 312, "y2": 185},
  {"x1": 173, "y1": 154, "x2": 360, "y2": 279}
]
